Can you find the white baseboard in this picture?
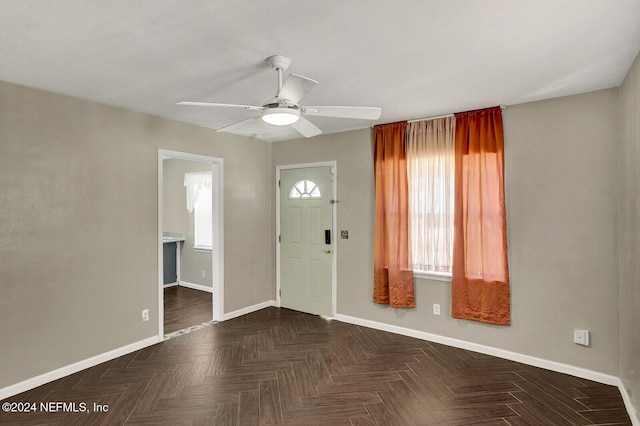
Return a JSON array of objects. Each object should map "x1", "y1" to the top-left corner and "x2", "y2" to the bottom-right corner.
[
  {"x1": 616, "y1": 378, "x2": 640, "y2": 426},
  {"x1": 0, "y1": 336, "x2": 158, "y2": 401},
  {"x1": 0, "y1": 301, "x2": 274, "y2": 401},
  {"x1": 178, "y1": 281, "x2": 214, "y2": 293},
  {"x1": 334, "y1": 312, "x2": 638, "y2": 424},
  {"x1": 222, "y1": 300, "x2": 276, "y2": 321},
  {"x1": 334, "y1": 312, "x2": 617, "y2": 384}
]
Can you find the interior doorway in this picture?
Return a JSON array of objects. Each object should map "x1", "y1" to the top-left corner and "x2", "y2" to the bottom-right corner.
[{"x1": 157, "y1": 150, "x2": 224, "y2": 340}]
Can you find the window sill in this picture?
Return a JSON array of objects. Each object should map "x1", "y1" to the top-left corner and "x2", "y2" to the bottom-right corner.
[
  {"x1": 193, "y1": 246, "x2": 212, "y2": 252},
  {"x1": 413, "y1": 270, "x2": 452, "y2": 282}
]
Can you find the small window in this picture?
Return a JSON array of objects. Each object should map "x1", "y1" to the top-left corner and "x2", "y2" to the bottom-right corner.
[
  {"x1": 184, "y1": 171, "x2": 213, "y2": 251},
  {"x1": 290, "y1": 180, "x2": 321, "y2": 199},
  {"x1": 407, "y1": 118, "x2": 455, "y2": 275},
  {"x1": 194, "y1": 188, "x2": 212, "y2": 250}
]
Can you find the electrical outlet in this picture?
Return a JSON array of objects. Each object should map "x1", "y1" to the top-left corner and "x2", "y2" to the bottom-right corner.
[
  {"x1": 141, "y1": 309, "x2": 149, "y2": 322},
  {"x1": 433, "y1": 304, "x2": 441, "y2": 315},
  {"x1": 573, "y1": 329, "x2": 589, "y2": 346},
  {"x1": 202, "y1": 270, "x2": 206, "y2": 278}
]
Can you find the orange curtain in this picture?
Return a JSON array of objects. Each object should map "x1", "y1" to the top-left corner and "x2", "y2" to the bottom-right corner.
[
  {"x1": 373, "y1": 122, "x2": 415, "y2": 308},
  {"x1": 452, "y1": 107, "x2": 510, "y2": 325}
]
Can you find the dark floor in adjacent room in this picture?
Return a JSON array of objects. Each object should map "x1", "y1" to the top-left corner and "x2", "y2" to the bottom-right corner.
[
  {"x1": 0, "y1": 307, "x2": 631, "y2": 425},
  {"x1": 163, "y1": 285, "x2": 213, "y2": 335}
]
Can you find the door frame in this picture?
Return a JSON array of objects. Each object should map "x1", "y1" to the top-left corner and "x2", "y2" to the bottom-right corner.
[
  {"x1": 157, "y1": 149, "x2": 224, "y2": 340},
  {"x1": 276, "y1": 161, "x2": 337, "y2": 318}
]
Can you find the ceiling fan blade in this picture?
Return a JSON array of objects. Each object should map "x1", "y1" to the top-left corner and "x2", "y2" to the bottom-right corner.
[
  {"x1": 178, "y1": 101, "x2": 263, "y2": 111},
  {"x1": 291, "y1": 116, "x2": 322, "y2": 138},
  {"x1": 215, "y1": 116, "x2": 262, "y2": 133},
  {"x1": 302, "y1": 106, "x2": 382, "y2": 120},
  {"x1": 278, "y1": 74, "x2": 318, "y2": 104}
]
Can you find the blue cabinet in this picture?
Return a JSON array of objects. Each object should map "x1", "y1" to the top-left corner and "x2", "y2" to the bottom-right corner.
[{"x1": 163, "y1": 242, "x2": 177, "y2": 284}]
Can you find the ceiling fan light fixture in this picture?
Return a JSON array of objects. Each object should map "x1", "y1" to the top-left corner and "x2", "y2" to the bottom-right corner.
[{"x1": 262, "y1": 107, "x2": 300, "y2": 126}]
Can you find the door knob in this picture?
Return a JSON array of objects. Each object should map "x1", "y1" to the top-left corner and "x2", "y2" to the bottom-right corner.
[{"x1": 324, "y1": 249, "x2": 332, "y2": 254}]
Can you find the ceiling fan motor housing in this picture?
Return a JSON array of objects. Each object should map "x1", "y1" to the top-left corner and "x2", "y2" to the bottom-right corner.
[{"x1": 265, "y1": 102, "x2": 299, "y2": 109}]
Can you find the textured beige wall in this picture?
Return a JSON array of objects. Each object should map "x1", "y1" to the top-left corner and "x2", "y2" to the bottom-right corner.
[
  {"x1": 619, "y1": 52, "x2": 640, "y2": 417},
  {"x1": 163, "y1": 158, "x2": 212, "y2": 288},
  {"x1": 0, "y1": 80, "x2": 273, "y2": 388},
  {"x1": 273, "y1": 89, "x2": 620, "y2": 376},
  {"x1": 503, "y1": 89, "x2": 619, "y2": 373}
]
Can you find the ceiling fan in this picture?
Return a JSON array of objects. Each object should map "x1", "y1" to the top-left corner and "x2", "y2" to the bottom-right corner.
[{"x1": 177, "y1": 55, "x2": 382, "y2": 138}]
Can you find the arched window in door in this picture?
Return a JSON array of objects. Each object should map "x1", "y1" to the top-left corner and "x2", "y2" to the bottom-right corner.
[{"x1": 289, "y1": 180, "x2": 321, "y2": 199}]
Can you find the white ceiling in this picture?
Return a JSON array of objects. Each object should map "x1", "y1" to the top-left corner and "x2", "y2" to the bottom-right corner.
[{"x1": 1, "y1": 1, "x2": 639, "y2": 142}]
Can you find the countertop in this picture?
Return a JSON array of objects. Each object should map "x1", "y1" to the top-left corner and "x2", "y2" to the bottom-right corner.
[{"x1": 162, "y1": 232, "x2": 185, "y2": 243}]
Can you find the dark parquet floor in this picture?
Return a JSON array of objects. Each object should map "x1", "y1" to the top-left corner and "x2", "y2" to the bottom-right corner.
[
  {"x1": 1, "y1": 307, "x2": 631, "y2": 425},
  {"x1": 164, "y1": 285, "x2": 213, "y2": 334}
]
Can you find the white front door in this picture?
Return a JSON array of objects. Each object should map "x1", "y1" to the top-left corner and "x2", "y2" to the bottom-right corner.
[{"x1": 280, "y1": 166, "x2": 333, "y2": 317}]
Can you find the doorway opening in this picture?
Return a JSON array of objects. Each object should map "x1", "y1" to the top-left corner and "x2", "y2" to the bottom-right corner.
[{"x1": 158, "y1": 150, "x2": 224, "y2": 340}]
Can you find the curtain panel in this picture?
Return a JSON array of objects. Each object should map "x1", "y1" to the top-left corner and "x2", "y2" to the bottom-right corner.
[
  {"x1": 451, "y1": 107, "x2": 510, "y2": 325},
  {"x1": 406, "y1": 117, "x2": 455, "y2": 273},
  {"x1": 184, "y1": 172, "x2": 212, "y2": 212},
  {"x1": 373, "y1": 122, "x2": 415, "y2": 308}
]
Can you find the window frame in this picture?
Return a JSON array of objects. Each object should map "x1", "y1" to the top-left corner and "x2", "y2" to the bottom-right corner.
[
  {"x1": 193, "y1": 187, "x2": 213, "y2": 251},
  {"x1": 413, "y1": 270, "x2": 452, "y2": 281},
  {"x1": 406, "y1": 119, "x2": 455, "y2": 280}
]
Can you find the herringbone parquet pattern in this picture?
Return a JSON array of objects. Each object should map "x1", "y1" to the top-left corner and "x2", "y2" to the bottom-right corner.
[
  {"x1": 1, "y1": 308, "x2": 631, "y2": 425},
  {"x1": 164, "y1": 286, "x2": 213, "y2": 334}
]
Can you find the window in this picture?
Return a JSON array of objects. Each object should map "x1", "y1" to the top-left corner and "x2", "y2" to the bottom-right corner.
[
  {"x1": 184, "y1": 171, "x2": 213, "y2": 251},
  {"x1": 290, "y1": 180, "x2": 321, "y2": 198},
  {"x1": 406, "y1": 117, "x2": 455, "y2": 276},
  {"x1": 193, "y1": 188, "x2": 212, "y2": 250}
]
